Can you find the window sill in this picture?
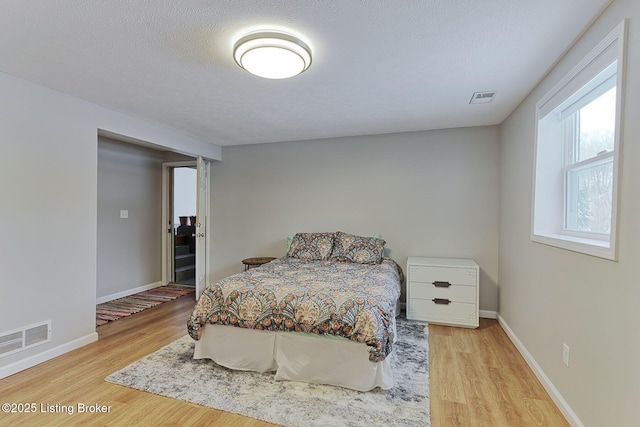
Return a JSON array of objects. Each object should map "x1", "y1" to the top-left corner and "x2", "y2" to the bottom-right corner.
[{"x1": 531, "y1": 232, "x2": 616, "y2": 261}]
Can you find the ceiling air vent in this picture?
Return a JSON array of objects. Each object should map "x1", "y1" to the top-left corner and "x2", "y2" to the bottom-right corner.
[{"x1": 470, "y1": 91, "x2": 497, "y2": 104}]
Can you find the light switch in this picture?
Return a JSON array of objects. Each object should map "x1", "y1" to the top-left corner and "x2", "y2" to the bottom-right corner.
[{"x1": 120, "y1": 210, "x2": 129, "y2": 219}]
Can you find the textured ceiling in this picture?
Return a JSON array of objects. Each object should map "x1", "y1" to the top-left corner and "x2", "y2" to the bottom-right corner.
[{"x1": 0, "y1": 0, "x2": 611, "y2": 146}]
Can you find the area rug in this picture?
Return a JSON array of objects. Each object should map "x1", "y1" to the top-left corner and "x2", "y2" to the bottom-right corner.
[
  {"x1": 106, "y1": 317, "x2": 429, "y2": 427},
  {"x1": 96, "y1": 285, "x2": 195, "y2": 326}
]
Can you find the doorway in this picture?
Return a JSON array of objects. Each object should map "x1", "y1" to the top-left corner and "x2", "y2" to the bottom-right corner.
[
  {"x1": 172, "y1": 166, "x2": 197, "y2": 286},
  {"x1": 162, "y1": 158, "x2": 210, "y2": 297}
]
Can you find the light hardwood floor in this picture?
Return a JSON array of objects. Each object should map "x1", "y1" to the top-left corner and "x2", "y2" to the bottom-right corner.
[
  {"x1": 429, "y1": 319, "x2": 568, "y2": 426},
  {"x1": 0, "y1": 296, "x2": 568, "y2": 426}
]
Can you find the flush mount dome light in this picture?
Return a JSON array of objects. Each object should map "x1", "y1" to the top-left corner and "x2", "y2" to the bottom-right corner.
[{"x1": 233, "y1": 31, "x2": 312, "y2": 79}]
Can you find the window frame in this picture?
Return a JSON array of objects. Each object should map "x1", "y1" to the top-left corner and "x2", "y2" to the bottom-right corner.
[{"x1": 531, "y1": 20, "x2": 627, "y2": 260}]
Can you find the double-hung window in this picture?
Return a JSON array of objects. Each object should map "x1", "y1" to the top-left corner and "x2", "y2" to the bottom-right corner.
[{"x1": 532, "y1": 21, "x2": 626, "y2": 260}]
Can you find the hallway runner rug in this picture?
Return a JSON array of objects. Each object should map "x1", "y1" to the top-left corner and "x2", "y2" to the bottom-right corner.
[{"x1": 96, "y1": 285, "x2": 195, "y2": 326}]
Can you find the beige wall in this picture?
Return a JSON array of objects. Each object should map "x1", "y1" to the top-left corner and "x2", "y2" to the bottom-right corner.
[
  {"x1": 209, "y1": 127, "x2": 500, "y2": 312},
  {"x1": 97, "y1": 137, "x2": 197, "y2": 300},
  {"x1": 97, "y1": 137, "x2": 165, "y2": 298},
  {"x1": 0, "y1": 71, "x2": 219, "y2": 378},
  {"x1": 499, "y1": 0, "x2": 640, "y2": 425}
]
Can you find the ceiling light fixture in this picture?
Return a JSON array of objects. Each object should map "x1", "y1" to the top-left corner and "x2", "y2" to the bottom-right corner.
[{"x1": 233, "y1": 31, "x2": 312, "y2": 79}]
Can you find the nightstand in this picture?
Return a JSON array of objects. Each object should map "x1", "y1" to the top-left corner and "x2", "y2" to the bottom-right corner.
[
  {"x1": 242, "y1": 257, "x2": 277, "y2": 271},
  {"x1": 406, "y1": 257, "x2": 479, "y2": 328}
]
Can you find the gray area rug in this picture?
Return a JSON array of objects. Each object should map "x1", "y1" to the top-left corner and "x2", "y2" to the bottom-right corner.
[{"x1": 106, "y1": 318, "x2": 430, "y2": 427}]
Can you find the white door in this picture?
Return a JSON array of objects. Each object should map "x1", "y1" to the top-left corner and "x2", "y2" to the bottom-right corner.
[{"x1": 195, "y1": 156, "x2": 210, "y2": 297}]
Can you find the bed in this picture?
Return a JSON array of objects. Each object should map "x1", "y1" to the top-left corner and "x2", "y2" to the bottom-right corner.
[{"x1": 187, "y1": 231, "x2": 402, "y2": 391}]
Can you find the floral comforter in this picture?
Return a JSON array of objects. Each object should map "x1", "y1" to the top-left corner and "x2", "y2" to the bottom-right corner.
[{"x1": 187, "y1": 257, "x2": 402, "y2": 362}]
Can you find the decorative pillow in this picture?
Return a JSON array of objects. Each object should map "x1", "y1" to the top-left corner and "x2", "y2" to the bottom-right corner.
[
  {"x1": 287, "y1": 234, "x2": 381, "y2": 252},
  {"x1": 330, "y1": 231, "x2": 386, "y2": 264},
  {"x1": 286, "y1": 232, "x2": 335, "y2": 261},
  {"x1": 285, "y1": 235, "x2": 295, "y2": 252}
]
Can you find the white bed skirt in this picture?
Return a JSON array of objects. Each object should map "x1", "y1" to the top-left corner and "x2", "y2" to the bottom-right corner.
[{"x1": 193, "y1": 325, "x2": 394, "y2": 391}]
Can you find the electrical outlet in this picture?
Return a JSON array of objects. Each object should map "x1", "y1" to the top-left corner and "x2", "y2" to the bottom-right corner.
[
  {"x1": 120, "y1": 210, "x2": 128, "y2": 219},
  {"x1": 562, "y1": 343, "x2": 570, "y2": 367}
]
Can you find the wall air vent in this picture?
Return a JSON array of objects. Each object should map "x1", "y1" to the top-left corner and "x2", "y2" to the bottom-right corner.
[
  {"x1": 470, "y1": 91, "x2": 497, "y2": 104},
  {"x1": 0, "y1": 321, "x2": 51, "y2": 358}
]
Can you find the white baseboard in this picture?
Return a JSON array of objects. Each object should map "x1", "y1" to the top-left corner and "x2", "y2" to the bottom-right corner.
[
  {"x1": 96, "y1": 281, "x2": 164, "y2": 304},
  {"x1": 496, "y1": 314, "x2": 584, "y2": 427},
  {"x1": 0, "y1": 332, "x2": 98, "y2": 380},
  {"x1": 479, "y1": 310, "x2": 497, "y2": 319}
]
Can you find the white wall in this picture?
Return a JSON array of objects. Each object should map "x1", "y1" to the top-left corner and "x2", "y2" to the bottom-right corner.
[
  {"x1": 499, "y1": 0, "x2": 640, "y2": 425},
  {"x1": 0, "y1": 72, "x2": 220, "y2": 378},
  {"x1": 209, "y1": 127, "x2": 500, "y2": 311},
  {"x1": 97, "y1": 137, "x2": 165, "y2": 299}
]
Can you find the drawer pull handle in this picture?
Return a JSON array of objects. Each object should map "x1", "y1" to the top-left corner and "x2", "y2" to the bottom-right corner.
[
  {"x1": 432, "y1": 298, "x2": 451, "y2": 305},
  {"x1": 432, "y1": 281, "x2": 451, "y2": 288}
]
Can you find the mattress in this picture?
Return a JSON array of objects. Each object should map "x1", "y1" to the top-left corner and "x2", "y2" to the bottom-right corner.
[
  {"x1": 187, "y1": 256, "x2": 402, "y2": 390},
  {"x1": 188, "y1": 257, "x2": 402, "y2": 362}
]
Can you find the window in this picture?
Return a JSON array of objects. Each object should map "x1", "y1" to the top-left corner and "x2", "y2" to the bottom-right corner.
[
  {"x1": 563, "y1": 67, "x2": 615, "y2": 237},
  {"x1": 532, "y1": 21, "x2": 626, "y2": 260}
]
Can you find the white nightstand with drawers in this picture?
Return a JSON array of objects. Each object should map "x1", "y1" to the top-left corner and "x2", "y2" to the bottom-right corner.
[{"x1": 406, "y1": 257, "x2": 479, "y2": 328}]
